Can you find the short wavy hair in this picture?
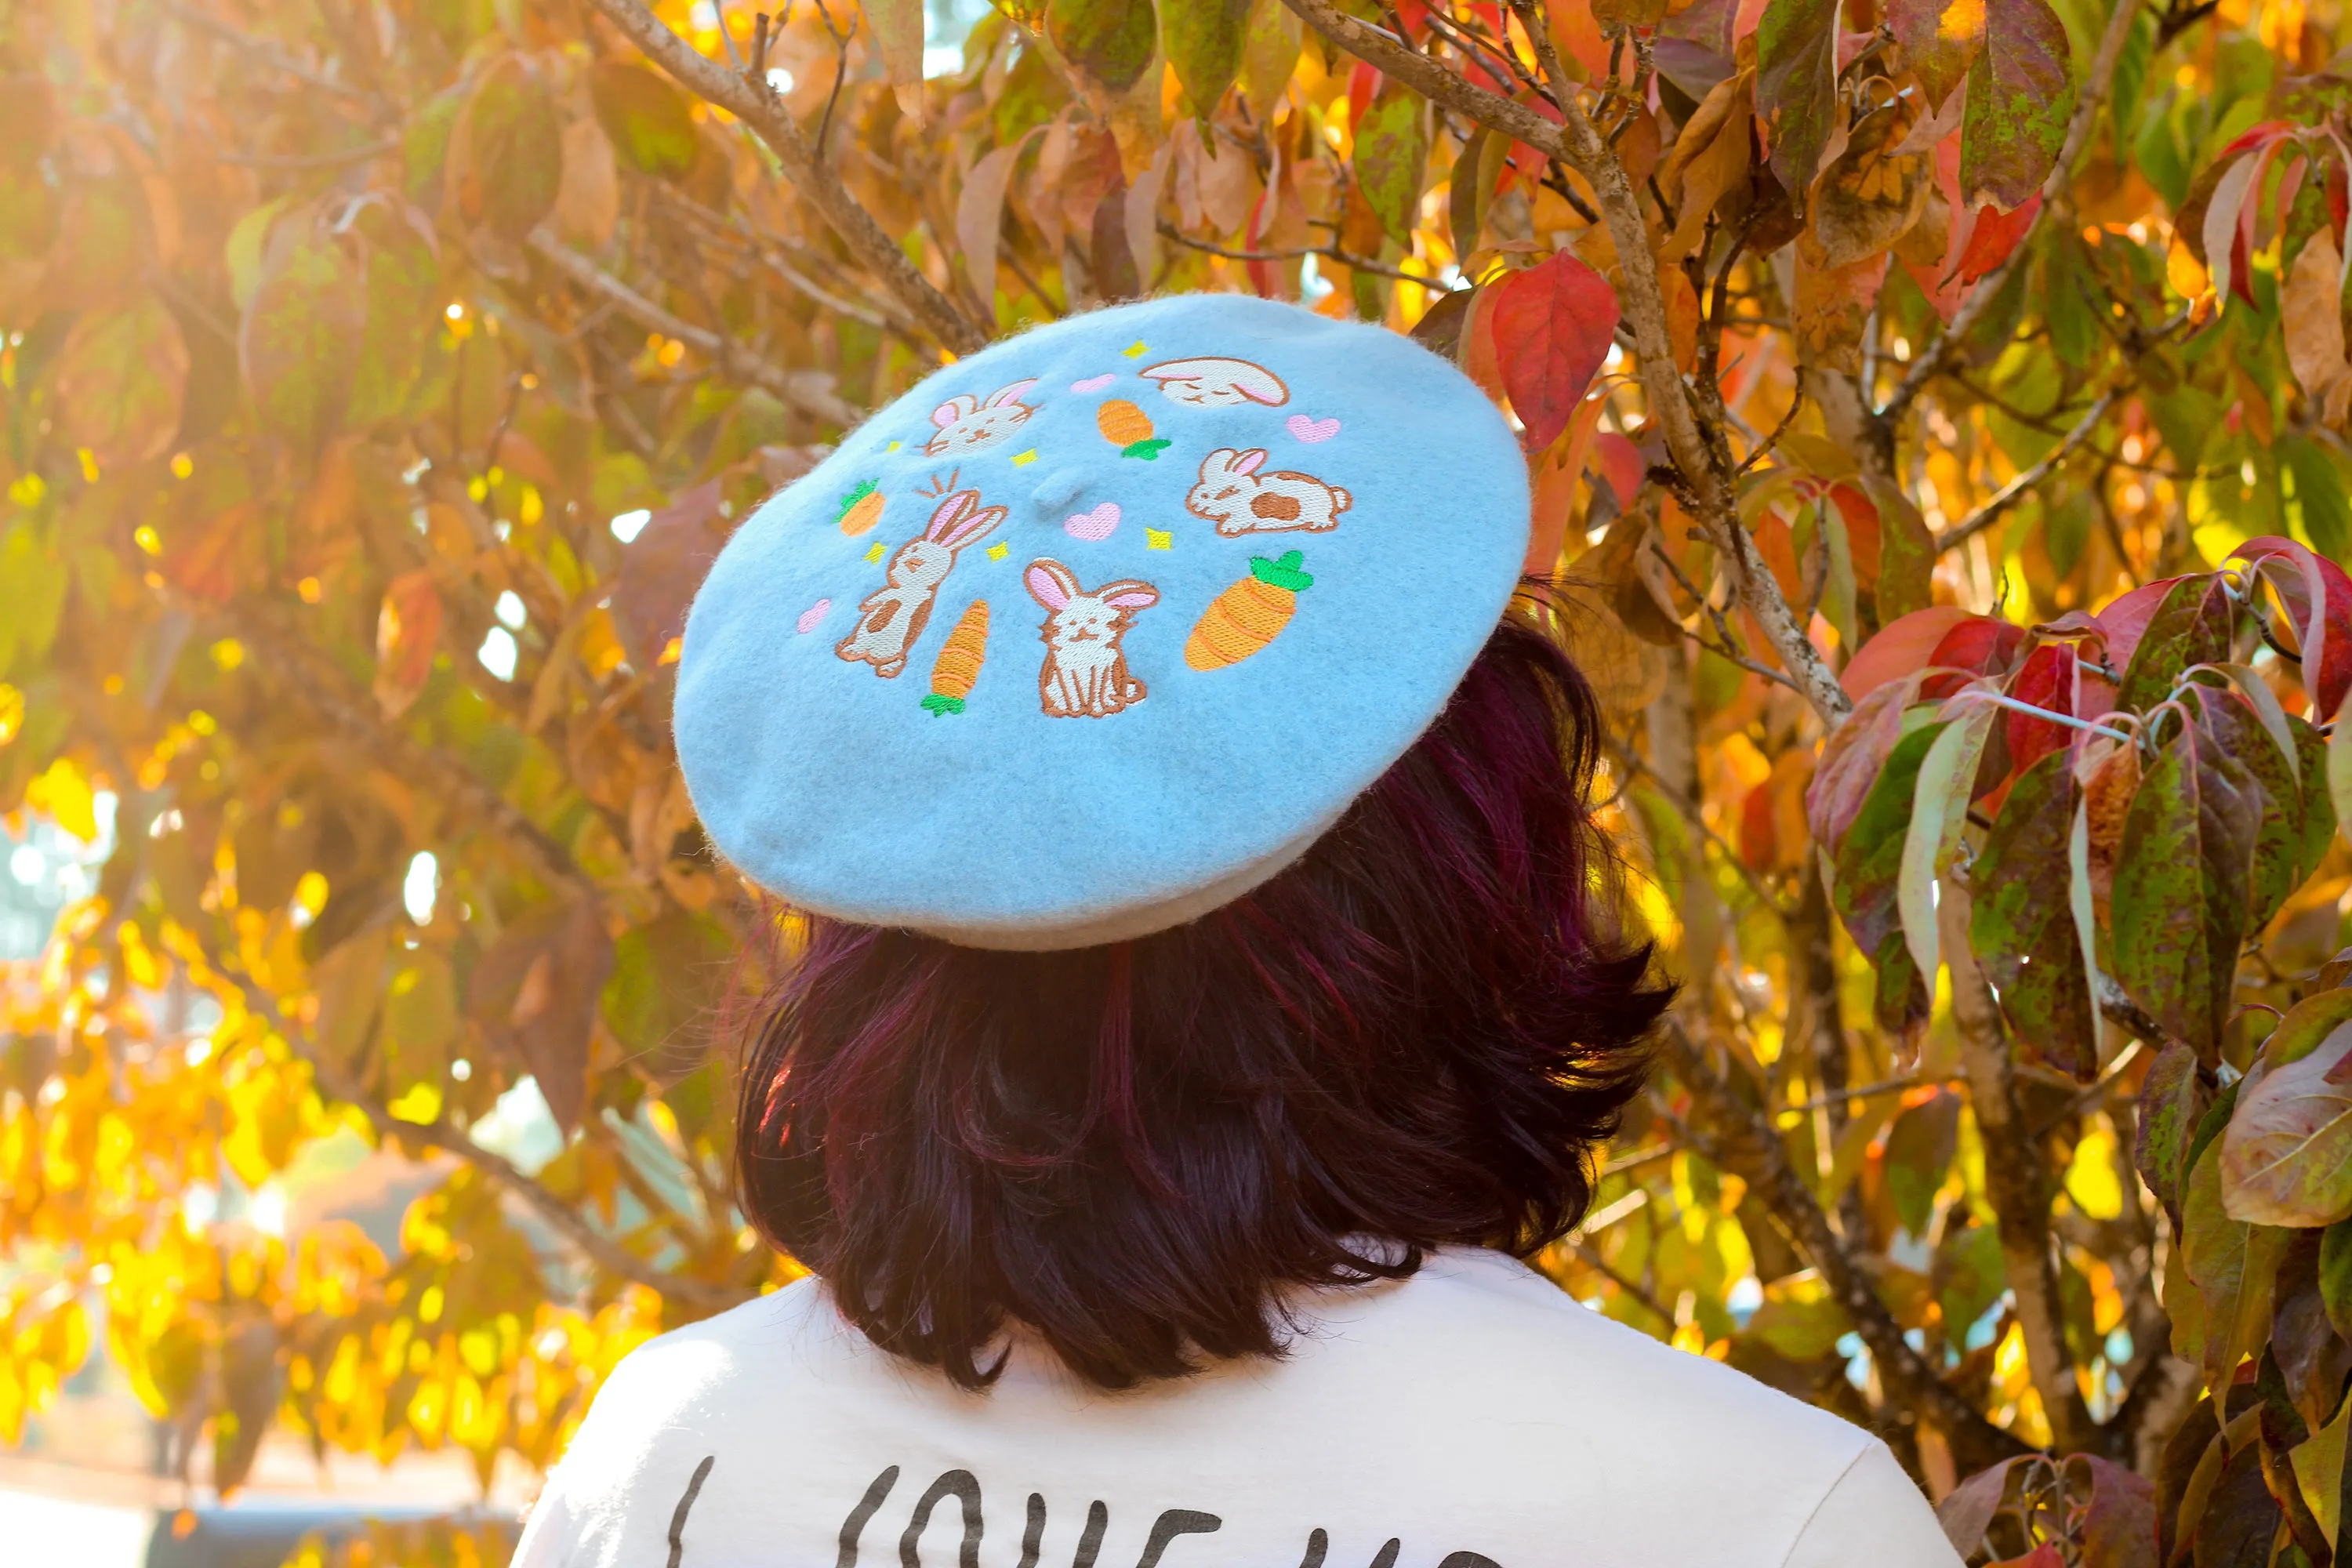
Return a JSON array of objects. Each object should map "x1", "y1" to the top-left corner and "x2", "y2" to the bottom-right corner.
[{"x1": 733, "y1": 600, "x2": 1674, "y2": 1389}]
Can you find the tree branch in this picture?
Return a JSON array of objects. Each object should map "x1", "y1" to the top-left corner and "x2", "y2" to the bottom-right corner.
[
  {"x1": 1276, "y1": 0, "x2": 1852, "y2": 726},
  {"x1": 528, "y1": 230, "x2": 863, "y2": 428},
  {"x1": 582, "y1": 0, "x2": 989, "y2": 356},
  {"x1": 226, "y1": 972, "x2": 749, "y2": 1313},
  {"x1": 1935, "y1": 390, "x2": 2118, "y2": 554},
  {"x1": 1657, "y1": 1015, "x2": 2034, "y2": 1472},
  {"x1": 230, "y1": 611, "x2": 595, "y2": 900},
  {"x1": 1879, "y1": 0, "x2": 2141, "y2": 424}
]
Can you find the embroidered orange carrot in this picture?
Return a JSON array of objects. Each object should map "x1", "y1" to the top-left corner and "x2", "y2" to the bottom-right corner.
[
  {"x1": 1185, "y1": 551, "x2": 1312, "y2": 670},
  {"x1": 836, "y1": 480, "x2": 885, "y2": 535},
  {"x1": 921, "y1": 598, "x2": 989, "y2": 714},
  {"x1": 1096, "y1": 399, "x2": 1171, "y2": 460}
]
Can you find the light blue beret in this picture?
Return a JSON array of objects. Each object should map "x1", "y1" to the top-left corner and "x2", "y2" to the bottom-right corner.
[{"x1": 675, "y1": 293, "x2": 1530, "y2": 949}]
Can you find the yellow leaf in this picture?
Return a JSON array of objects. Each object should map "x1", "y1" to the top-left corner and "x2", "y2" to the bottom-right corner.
[{"x1": 25, "y1": 757, "x2": 98, "y2": 842}]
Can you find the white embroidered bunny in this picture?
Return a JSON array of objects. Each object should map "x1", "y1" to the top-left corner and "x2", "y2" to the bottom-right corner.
[
  {"x1": 1138, "y1": 357, "x2": 1290, "y2": 408},
  {"x1": 924, "y1": 379, "x2": 1040, "y2": 456},
  {"x1": 1184, "y1": 448, "x2": 1352, "y2": 536},
  {"x1": 1025, "y1": 559, "x2": 1160, "y2": 718},
  {"x1": 836, "y1": 489, "x2": 1005, "y2": 678}
]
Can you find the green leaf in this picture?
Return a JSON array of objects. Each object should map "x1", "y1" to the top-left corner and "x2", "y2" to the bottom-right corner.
[
  {"x1": 2112, "y1": 719, "x2": 2260, "y2": 1063},
  {"x1": 346, "y1": 199, "x2": 444, "y2": 430},
  {"x1": 1239, "y1": 0, "x2": 1301, "y2": 113},
  {"x1": 1970, "y1": 748, "x2": 2100, "y2": 1076},
  {"x1": 589, "y1": 62, "x2": 701, "y2": 180},
  {"x1": 1958, "y1": 0, "x2": 2076, "y2": 211},
  {"x1": 450, "y1": 55, "x2": 564, "y2": 239},
  {"x1": 2135, "y1": 1039, "x2": 2209, "y2": 1229},
  {"x1": 2220, "y1": 995, "x2": 2352, "y2": 1227},
  {"x1": 1884, "y1": 1090, "x2": 1960, "y2": 1235},
  {"x1": 1048, "y1": 0, "x2": 1160, "y2": 96},
  {"x1": 1352, "y1": 81, "x2": 1428, "y2": 249},
  {"x1": 602, "y1": 909, "x2": 734, "y2": 1083},
  {"x1": 2282, "y1": 434, "x2": 2352, "y2": 563},
  {"x1": 1833, "y1": 720, "x2": 1946, "y2": 960},
  {"x1": 1162, "y1": 0, "x2": 1251, "y2": 117},
  {"x1": 49, "y1": 293, "x2": 188, "y2": 467},
  {"x1": 383, "y1": 951, "x2": 459, "y2": 1091},
  {"x1": 238, "y1": 211, "x2": 365, "y2": 453},
  {"x1": 2115, "y1": 573, "x2": 2237, "y2": 713},
  {"x1": 1755, "y1": 0, "x2": 1839, "y2": 194},
  {"x1": 1899, "y1": 702, "x2": 1994, "y2": 984},
  {"x1": 2180, "y1": 1122, "x2": 2291, "y2": 1396},
  {"x1": 2190, "y1": 685, "x2": 2302, "y2": 929},
  {"x1": 0, "y1": 522, "x2": 69, "y2": 683},
  {"x1": 2320, "y1": 1216, "x2": 2352, "y2": 1342},
  {"x1": 2292, "y1": 714, "x2": 2336, "y2": 879}
]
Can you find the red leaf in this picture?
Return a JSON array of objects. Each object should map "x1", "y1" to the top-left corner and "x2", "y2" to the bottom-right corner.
[
  {"x1": 373, "y1": 568, "x2": 443, "y2": 718},
  {"x1": 1929, "y1": 616, "x2": 2025, "y2": 679},
  {"x1": 1740, "y1": 779, "x2": 1777, "y2": 869},
  {"x1": 1593, "y1": 432, "x2": 1645, "y2": 508},
  {"x1": 2233, "y1": 535, "x2": 2352, "y2": 717},
  {"x1": 1490, "y1": 250, "x2": 1620, "y2": 454},
  {"x1": 2088, "y1": 574, "x2": 2189, "y2": 674},
  {"x1": 612, "y1": 481, "x2": 731, "y2": 670},
  {"x1": 1842, "y1": 605, "x2": 1973, "y2": 700},
  {"x1": 2005, "y1": 641, "x2": 2078, "y2": 775},
  {"x1": 1955, "y1": 194, "x2": 2038, "y2": 284},
  {"x1": 1347, "y1": 60, "x2": 1381, "y2": 128}
]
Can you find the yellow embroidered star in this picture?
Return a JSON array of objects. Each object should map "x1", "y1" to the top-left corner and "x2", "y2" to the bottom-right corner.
[
  {"x1": 986, "y1": 542, "x2": 1010, "y2": 561},
  {"x1": 1145, "y1": 528, "x2": 1173, "y2": 550},
  {"x1": 866, "y1": 542, "x2": 887, "y2": 563},
  {"x1": 1123, "y1": 341, "x2": 1148, "y2": 358},
  {"x1": 1011, "y1": 449, "x2": 1038, "y2": 466}
]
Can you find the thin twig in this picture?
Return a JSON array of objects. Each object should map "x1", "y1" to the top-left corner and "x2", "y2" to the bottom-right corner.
[
  {"x1": 1935, "y1": 390, "x2": 2119, "y2": 554},
  {"x1": 528, "y1": 229, "x2": 862, "y2": 426},
  {"x1": 1157, "y1": 222, "x2": 1455, "y2": 292}
]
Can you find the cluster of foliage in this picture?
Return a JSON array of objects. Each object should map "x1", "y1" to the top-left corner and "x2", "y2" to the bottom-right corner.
[{"x1": 7, "y1": 0, "x2": 2352, "y2": 1556}]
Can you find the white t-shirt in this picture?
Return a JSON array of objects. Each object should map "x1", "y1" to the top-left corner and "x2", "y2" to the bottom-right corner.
[{"x1": 514, "y1": 1247, "x2": 1962, "y2": 1568}]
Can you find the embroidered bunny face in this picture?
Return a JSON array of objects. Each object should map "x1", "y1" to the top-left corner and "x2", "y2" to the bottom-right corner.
[
  {"x1": 925, "y1": 379, "x2": 1041, "y2": 456},
  {"x1": 1139, "y1": 357, "x2": 1290, "y2": 408}
]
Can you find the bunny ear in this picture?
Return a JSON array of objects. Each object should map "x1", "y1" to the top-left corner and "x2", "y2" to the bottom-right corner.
[
  {"x1": 1201, "y1": 447, "x2": 1241, "y2": 474},
  {"x1": 1234, "y1": 448, "x2": 1268, "y2": 476},
  {"x1": 985, "y1": 379, "x2": 1039, "y2": 408},
  {"x1": 1025, "y1": 559, "x2": 1078, "y2": 610},
  {"x1": 925, "y1": 490, "x2": 976, "y2": 537},
  {"x1": 931, "y1": 394, "x2": 978, "y2": 429},
  {"x1": 1099, "y1": 581, "x2": 1160, "y2": 610},
  {"x1": 942, "y1": 505, "x2": 1007, "y2": 548}
]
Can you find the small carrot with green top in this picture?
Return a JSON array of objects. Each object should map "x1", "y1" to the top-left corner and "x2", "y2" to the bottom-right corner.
[
  {"x1": 837, "y1": 480, "x2": 885, "y2": 535},
  {"x1": 1185, "y1": 551, "x2": 1312, "y2": 670},
  {"x1": 922, "y1": 599, "x2": 989, "y2": 714},
  {"x1": 1096, "y1": 400, "x2": 1171, "y2": 459}
]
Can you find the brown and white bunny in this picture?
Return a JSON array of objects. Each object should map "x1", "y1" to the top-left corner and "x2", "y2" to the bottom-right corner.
[
  {"x1": 924, "y1": 379, "x2": 1040, "y2": 457},
  {"x1": 1184, "y1": 447, "x2": 1352, "y2": 536},
  {"x1": 1024, "y1": 559, "x2": 1160, "y2": 718},
  {"x1": 835, "y1": 489, "x2": 1006, "y2": 678}
]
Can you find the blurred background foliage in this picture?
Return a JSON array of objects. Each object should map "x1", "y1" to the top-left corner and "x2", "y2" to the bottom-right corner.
[{"x1": 5, "y1": 0, "x2": 2352, "y2": 1559}]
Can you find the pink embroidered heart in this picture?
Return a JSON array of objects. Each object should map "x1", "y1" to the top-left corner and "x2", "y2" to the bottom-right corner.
[
  {"x1": 796, "y1": 598, "x2": 832, "y2": 634},
  {"x1": 1069, "y1": 374, "x2": 1117, "y2": 393},
  {"x1": 1063, "y1": 502, "x2": 1120, "y2": 541},
  {"x1": 1286, "y1": 415, "x2": 1341, "y2": 443}
]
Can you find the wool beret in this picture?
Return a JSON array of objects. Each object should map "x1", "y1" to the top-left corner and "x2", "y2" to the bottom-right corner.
[{"x1": 675, "y1": 292, "x2": 1530, "y2": 949}]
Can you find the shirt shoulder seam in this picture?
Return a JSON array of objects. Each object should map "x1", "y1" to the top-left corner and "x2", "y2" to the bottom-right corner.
[{"x1": 1777, "y1": 1441, "x2": 1876, "y2": 1568}]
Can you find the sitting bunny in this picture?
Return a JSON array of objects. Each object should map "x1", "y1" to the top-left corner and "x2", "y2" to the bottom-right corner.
[
  {"x1": 1025, "y1": 559, "x2": 1160, "y2": 719},
  {"x1": 1184, "y1": 448, "x2": 1353, "y2": 536},
  {"x1": 836, "y1": 488, "x2": 1006, "y2": 678},
  {"x1": 925, "y1": 379, "x2": 1040, "y2": 456}
]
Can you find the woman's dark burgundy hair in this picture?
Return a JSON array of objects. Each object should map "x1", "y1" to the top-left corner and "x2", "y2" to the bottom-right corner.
[{"x1": 733, "y1": 600, "x2": 1674, "y2": 1390}]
